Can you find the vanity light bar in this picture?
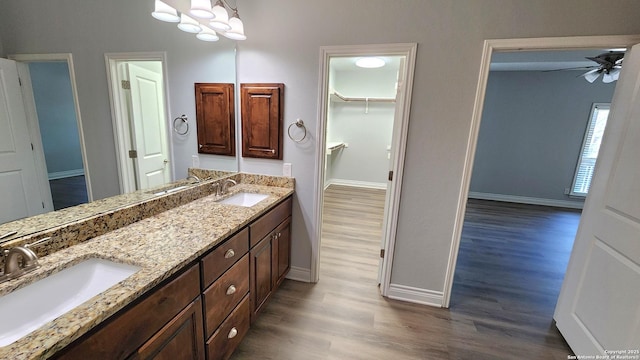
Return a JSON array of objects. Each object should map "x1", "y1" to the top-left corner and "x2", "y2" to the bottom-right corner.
[{"x1": 151, "y1": 0, "x2": 246, "y2": 41}]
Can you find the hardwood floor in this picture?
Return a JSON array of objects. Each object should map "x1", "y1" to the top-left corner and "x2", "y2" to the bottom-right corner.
[
  {"x1": 231, "y1": 187, "x2": 580, "y2": 359},
  {"x1": 49, "y1": 175, "x2": 88, "y2": 210}
]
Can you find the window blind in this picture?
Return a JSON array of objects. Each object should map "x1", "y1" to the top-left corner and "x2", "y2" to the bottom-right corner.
[{"x1": 571, "y1": 104, "x2": 610, "y2": 197}]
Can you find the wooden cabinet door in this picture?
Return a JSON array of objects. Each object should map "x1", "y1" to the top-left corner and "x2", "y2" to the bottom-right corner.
[
  {"x1": 250, "y1": 235, "x2": 273, "y2": 322},
  {"x1": 271, "y1": 217, "x2": 291, "y2": 288},
  {"x1": 240, "y1": 83, "x2": 283, "y2": 159},
  {"x1": 195, "y1": 83, "x2": 235, "y2": 156},
  {"x1": 131, "y1": 297, "x2": 205, "y2": 360}
]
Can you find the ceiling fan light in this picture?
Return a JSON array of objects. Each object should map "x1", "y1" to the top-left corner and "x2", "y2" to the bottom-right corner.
[
  {"x1": 196, "y1": 26, "x2": 219, "y2": 42},
  {"x1": 190, "y1": 0, "x2": 214, "y2": 19},
  {"x1": 210, "y1": 1, "x2": 231, "y2": 31},
  {"x1": 177, "y1": 14, "x2": 202, "y2": 33},
  {"x1": 355, "y1": 57, "x2": 386, "y2": 68},
  {"x1": 223, "y1": 12, "x2": 246, "y2": 40},
  {"x1": 151, "y1": 0, "x2": 180, "y2": 23}
]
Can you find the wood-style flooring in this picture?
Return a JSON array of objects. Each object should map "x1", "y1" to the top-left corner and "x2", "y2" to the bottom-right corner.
[
  {"x1": 231, "y1": 186, "x2": 580, "y2": 359},
  {"x1": 49, "y1": 175, "x2": 88, "y2": 210}
]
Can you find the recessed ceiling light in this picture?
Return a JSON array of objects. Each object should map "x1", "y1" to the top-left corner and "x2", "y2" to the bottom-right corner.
[{"x1": 355, "y1": 57, "x2": 386, "y2": 68}]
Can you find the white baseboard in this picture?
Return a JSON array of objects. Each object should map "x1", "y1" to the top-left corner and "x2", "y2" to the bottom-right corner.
[
  {"x1": 325, "y1": 178, "x2": 387, "y2": 190},
  {"x1": 468, "y1": 191, "x2": 584, "y2": 210},
  {"x1": 286, "y1": 266, "x2": 311, "y2": 282},
  {"x1": 386, "y1": 284, "x2": 443, "y2": 307},
  {"x1": 48, "y1": 169, "x2": 85, "y2": 180}
]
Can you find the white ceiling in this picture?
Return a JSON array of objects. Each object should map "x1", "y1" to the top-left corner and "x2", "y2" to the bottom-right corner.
[{"x1": 490, "y1": 49, "x2": 626, "y2": 71}]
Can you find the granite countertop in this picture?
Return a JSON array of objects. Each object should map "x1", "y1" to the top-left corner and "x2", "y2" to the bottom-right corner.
[{"x1": 0, "y1": 179, "x2": 294, "y2": 360}]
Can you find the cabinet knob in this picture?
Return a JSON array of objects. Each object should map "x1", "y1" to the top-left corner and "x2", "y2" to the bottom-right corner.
[
  {"x1": 224, "y1": 249, "x2": 235, "y2": 259},
  {"x1": 226, "y1": 285, "x2": 236, "y2": 295},
  {"x1": 228, "y1": 327, "x2": 238, "y2": 339}
]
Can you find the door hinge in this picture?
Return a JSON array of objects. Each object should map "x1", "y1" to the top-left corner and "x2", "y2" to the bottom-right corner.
[
  {"x1": 128, "y1": 150, "x2": 138, "y2": 158},
  {"x1": 18, "y1": 77, "x2": 22, "y2": 86},
  {"x1": 388, "y1": 171, "x2": 393, "y2": 181},
  {"x1": 121, "y1": 80, "x2": 131, "y2": 90},
  {"x1": 380, "y1": 249, "x2": 385, "y2": 258},
  {"x1": 31, "y1": 143, "x2": 34, "y2": 151},
  {"x1": 42, "y1": 202, "x2": 45, "y2": 209}
]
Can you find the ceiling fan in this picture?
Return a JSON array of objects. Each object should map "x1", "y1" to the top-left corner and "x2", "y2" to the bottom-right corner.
[{"x1": 550, "y1": 51, "x2": 624, "y2": 83}]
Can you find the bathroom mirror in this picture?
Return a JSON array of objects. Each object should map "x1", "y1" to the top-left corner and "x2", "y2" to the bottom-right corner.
[{"x1": 0, "y1": 0, "x2": 239, "y2": 238}]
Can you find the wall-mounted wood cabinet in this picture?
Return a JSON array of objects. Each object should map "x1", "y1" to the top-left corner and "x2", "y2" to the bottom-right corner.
[
  {"x1": 240, "y1": 83, "x2": 284, "y2": 159},
  {"x1": 195, "y1": 83, "x2": 236, "y2": 156}
]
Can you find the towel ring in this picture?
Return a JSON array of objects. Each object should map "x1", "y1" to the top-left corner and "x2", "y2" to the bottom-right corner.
[
  {"x1": 173, "y1": 115, "x2": 189, "y2": 135},
  {"x1": 287, "y1": 119, "x2": 307, "y2": 143}
]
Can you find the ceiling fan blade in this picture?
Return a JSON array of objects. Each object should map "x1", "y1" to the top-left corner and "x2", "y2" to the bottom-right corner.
[
  {"x1": 603, "y1": 72, "x2": 615, "y2": 83},
  {"x1": 543, "y1": 66, "x2": 597, "y2": 73},
  {"x1": 583, "y1": 69, "x2": 601, "y2": 83}
]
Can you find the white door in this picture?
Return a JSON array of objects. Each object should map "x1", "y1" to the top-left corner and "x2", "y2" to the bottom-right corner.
[
  {"x1": 0, "y1": 58, "x2": 46, "y2": 223},
  {"x1": 378, "y1": 57, "x2": 406, "y2": 284},
  {"x1": 126, "y1": 63, "x2": 170, "y2": 190},
  {"x1": 554, "y1": 44, "x2": 640, "y2": 354}
]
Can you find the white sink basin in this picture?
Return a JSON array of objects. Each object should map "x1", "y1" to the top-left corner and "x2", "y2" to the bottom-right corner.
[
  {"x1": 0, "y1": 258, "x2": 140, "y2": 346},
  {"x1": 218, "y1": 192, "x2": 269, "y2": 207}
]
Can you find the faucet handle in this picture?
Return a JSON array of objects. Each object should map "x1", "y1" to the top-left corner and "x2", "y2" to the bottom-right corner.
[{"x1": 25, "y1": 237, "x2": 52, "y2": 249}]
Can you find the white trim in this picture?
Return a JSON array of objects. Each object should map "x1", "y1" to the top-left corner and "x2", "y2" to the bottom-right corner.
[
  {"x1": 9, "y1": 53, "x2": 93, "y2": 203},
  {"x1": 387, "y1": 284, "x2": 443, "y2": 307},
  {"x1": 285, "y1": 266, "x2": 312, "y2": 283},
  {"x1": 312, "y1": 44, "x2": 417, "y2": 299},
  {"x1": 468, "y1": 192, "x2": 584, "y2": 209},
  {"x1": 324, "y1": 179, "x2": 387, "y2": 190},
  {"x1": 443, "y1": 34, "x2": 640, "y2": 309},
  {"x1": 48, "y1": 169, "x2": 85, "y2": 180},
  {"x1": 104, "y1": 52, "x2": 174, "y2": 194}
]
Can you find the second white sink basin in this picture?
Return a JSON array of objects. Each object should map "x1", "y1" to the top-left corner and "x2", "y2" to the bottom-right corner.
[
  {"x1": 0, "y1": 258, "x2": 140, "y2": 346},
  {"x1": 218, "y1": 192, "x2": 269, "y2": 207}
]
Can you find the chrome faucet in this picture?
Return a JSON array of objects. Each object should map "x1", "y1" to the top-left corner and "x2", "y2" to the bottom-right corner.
[
  {"x1": 221, "y1": 179, "x2": 237, "y2": 195},
  {"x1": 0, "y1": 246, "x2": 40, "y2": 283},
  {"x1": 186, "y1": 174, "x2": 201, "y2": 184}
]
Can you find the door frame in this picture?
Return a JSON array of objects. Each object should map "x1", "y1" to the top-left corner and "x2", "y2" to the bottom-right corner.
[
  {"x1": 104, "y1": 52, "x2": 174, "y2": 194},
  {"x1": 443, "y1": 34, "x2": 640, "y2": 308},
  {"x1": 9, "y1": 53, "x2": 93, "y2": 203},
  {"x1": 312, "y1": 43, "x2": 417, "y2": 296}
]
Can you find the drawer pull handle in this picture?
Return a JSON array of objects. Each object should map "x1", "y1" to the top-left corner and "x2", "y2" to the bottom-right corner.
[
  {"x1": 224, "y1": 249, "x2": 235, "y2": 259},
  {"x1": 228, "y1": 327, "x2": 238, "y2": 339},
  {"x1": 226, "y1": 285, "x2": 237, "y2": 295}
]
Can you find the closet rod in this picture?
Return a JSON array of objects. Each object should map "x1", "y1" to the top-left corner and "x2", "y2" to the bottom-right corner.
[{"x1": 331, "y1": 91, "x2": 395, "y2": 103}]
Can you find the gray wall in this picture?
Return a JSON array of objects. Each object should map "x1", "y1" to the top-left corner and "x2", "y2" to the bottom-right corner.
[
  {"x1": 235, "y1": 0, "x2": 640, "y2": 295},
  {"x1": 28, "y1": 62, "x2": 84, "y2": 177},
  {"x1": 470, "y1": 70, "x2": 616, "y2": 205},
  {"x1": 2, "y1": 0, "x2": 640, "y2": 300}
]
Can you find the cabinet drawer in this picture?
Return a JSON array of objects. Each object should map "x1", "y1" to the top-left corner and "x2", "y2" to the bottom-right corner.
[
  {"x1": 203, "y1": 254, "x2": 249, "y2": 337},
  {"x1": 202, "y1": 228, "x2": 249, "y2": 289},
  {"x1": 249, "y1": 197, "x2": 292, "y2": 247},
  {"x1": 206, "y1": 295, "x2": 250, "y2": 360},
  {"x1": 55, "y1": 264, "x2": 200, "y2": 360}
]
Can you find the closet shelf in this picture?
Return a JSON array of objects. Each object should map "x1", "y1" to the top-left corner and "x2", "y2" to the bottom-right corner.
[
  {"x1": 330, "y1": 91, "x2": 395, "y2": 103},
  {"x1": 326, "y1": 142, "x2": 348, "y2": 155}
]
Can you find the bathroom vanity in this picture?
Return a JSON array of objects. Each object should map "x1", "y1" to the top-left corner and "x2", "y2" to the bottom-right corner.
[{"x1": 0, "y1": 172, "x2": 294, "y2": 360}]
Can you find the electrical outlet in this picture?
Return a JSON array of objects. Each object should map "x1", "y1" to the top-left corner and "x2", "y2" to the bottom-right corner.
[
  {"x1": 192, "y1": 155, "x2": 200, "y2": 168},
  {"x1": 283, "y1": 163, "x2": 292, "y2": 177},
  {"x1": 564, "y1": 187, "x2": 570, "y2": 195}
]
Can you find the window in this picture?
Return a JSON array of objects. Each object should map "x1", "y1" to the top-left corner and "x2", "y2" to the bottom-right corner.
[{"x1": 571, "y1": 103, "x2": 610, "y2": 197}]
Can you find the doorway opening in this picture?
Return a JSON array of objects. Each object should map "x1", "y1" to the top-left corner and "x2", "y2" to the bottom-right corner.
[
  {"x1": 10, "y1": 53, "x2": 91, "y2": 211},
  {"x1": 313, "y1": 44, "x2": 417, "y2": 296},
  {"x1": 105, "y1": 53, "x2": 173, "y2": 194}
]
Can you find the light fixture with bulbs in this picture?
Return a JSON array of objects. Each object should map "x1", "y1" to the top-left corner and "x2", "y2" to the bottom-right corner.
[{"x1": 151, "y1": 0, "x2": 246, "y2": 42}]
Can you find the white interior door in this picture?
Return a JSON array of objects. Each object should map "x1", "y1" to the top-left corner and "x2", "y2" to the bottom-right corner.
[
  {"x1": 126, "y1": 63, "x2": 170, "y2": 190},
  {"x1": 0, "y1": 58, "x2": 46, "y2": 223},
  {"x1": 378, "y1": 57, "x2": 406, "y2": 284},
  {"x1": 554, "y1": 44, "x2": 640, "y2": 354}
]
